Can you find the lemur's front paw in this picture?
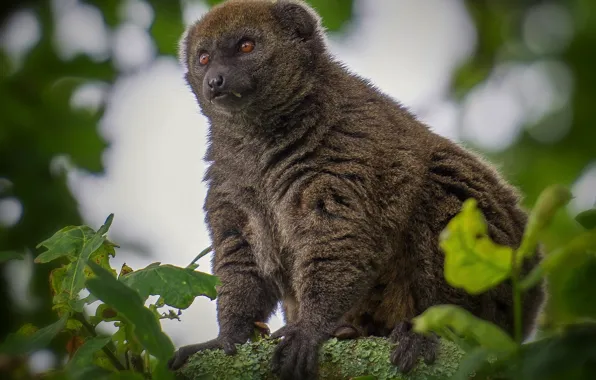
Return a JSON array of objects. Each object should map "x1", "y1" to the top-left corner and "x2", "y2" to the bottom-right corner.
[
  {"x1": 271, "y1": 323, "x2": 328, "y2": 380},
  {"x1": 389, "y1": 321, "x2": 438, "y2": 373}
]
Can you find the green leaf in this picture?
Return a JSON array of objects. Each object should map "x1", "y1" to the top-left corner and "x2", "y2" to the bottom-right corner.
[
  {"x1": 86, "y1": 262, "x2": 175, "y2": 360},
  {"x1": 72, "y1": 293, "x2": 99, "y2": 311},
  {"x1": 0, "y1": 315, "x2": 68, "y2": 355},
  {"x1": 50, "y1": 266, "x2": 67, "y2": 298},
  {"x1": 43, "y1": 219, "x2": 115, "y2": 315},
  {"x1": 67, "y1": 367, "x2": 145, "y2": 380},
  {"x1": 515, "y1": 323, "x2": 596, "y2": 380},
  {"x1": 518, "y1": 185, "x2": 572, "y2": 259},
  {"x1": 450, "y1": 347, "x2": 494, "y2": 380},
  {"x1": 412, "y1": 305, "x2": 517, "y2": 353},
  {"x1": 35, "y1": 225, "x2": 95, "y2": 263},
  {"x1": 151, "y1": 361, "x2": 175, "y2": 380},
  {"x1": 576, "y1": 208, "x2": 596, "y2": 230},
  {"x1": 107, "y1": 372, "x2": 146, "y2": 380},
  {"x1": 66, "y1": 336, "x2": 111, "y2": 371},
  {"x1": 439, "y1": 198, "x2": 512, "y2": 294},
  {"x1": 66, "y1": 366, "x2": 114, "y2": 380},
  {"x1": 0, "y1": 250, "x2": 24, "y2": 262},
  {"x1": 15, "y1": 323, "x2": 39, "y2": 337},
  {"x1": 521, "y1": 228, "x2": 596, "y2": 291},
  {"x1": 36, "y1": 215, "x2": 115, "y2": 264},
  {"x1": 54, "y1": 215, "x2": 115, "y2": 313},
  {"x1": 546, "y1": 254, "x2": 596, "y2": 326},
  {"x1": 120, "y1": 262, "x2": 219, "y2": 309},
  {"x1": 66, "y1": 318, "x2": 83, "y2": 332},
  {"x1": 111, "y1": 323, "x2": 129, "y2": 355},
  {"x1": 85, "y1": 240, "x2": 118, "y2": 279}
]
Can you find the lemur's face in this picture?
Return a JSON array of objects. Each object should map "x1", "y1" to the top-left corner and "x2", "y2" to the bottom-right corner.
[{"x1": 180, "y1": 0, "x2": 326, "y2": 117}]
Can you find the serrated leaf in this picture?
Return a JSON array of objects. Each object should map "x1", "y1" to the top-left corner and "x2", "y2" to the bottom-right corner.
[
  {"x1": 576, "y1": 208, "x2": 596, "y2": 230},
  {"x1": 86, "y1": 262, "x2": 174, "y2": 360},
  {"x1": 413, "y1": 305, "x2": 517, "y2": 353},
  {"x1": 0, "y1": 315, "x2": 68, "y2": 355},
  {"x1": 53, "y1": 215, "x2": 115, "y2": 313},
  {"x1": 0, "y1": 250, "x2": 24, "y2": 262},
  {"x1": 439, "y1": 198, "x2": 512, "y2": 294},
  {"x1": 120, "y1": 262, "x2": 219, "y2": 309},
  {"x1": 118, "y1": 263, "x2": 134, "y2": 277},
  {"x1": 66, "y1": 336, "x2": 112, "y2": 371},
  {"x1": 85, "y1": 242, "x2": 118, "y2": 279},
  {"x1": 518, "y1": 185, "x2": 572, "y2": 258},
  {"x1": 35, "y1": 225, "x2": 95, "y2": 263}
]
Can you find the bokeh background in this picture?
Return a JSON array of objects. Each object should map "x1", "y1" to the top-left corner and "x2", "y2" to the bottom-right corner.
[{"x1": 1, "y1": 0, "x2": 594, "y2": 374}]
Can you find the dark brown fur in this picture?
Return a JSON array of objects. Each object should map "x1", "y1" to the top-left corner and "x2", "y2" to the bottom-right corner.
[{"x1": 169, "y1": 1, "x2": 544, "y2": 378}]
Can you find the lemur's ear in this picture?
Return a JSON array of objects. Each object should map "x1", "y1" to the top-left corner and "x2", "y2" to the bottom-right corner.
[{"x1": 272, "y1": 0, "x2": 322, "y2": 41}]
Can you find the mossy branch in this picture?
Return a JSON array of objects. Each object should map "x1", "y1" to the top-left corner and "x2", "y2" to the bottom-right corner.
[{"x1": 175, "y1": 336, "x2": 464, "y2": 380}]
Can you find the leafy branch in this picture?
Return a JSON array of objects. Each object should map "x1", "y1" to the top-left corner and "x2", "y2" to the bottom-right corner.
[
  {"x1": 413, "y1": 185, "x2": 596, "y2": 379},
  {"x1": 0, "y1": 214, "x2": 219, "y2": 380}
]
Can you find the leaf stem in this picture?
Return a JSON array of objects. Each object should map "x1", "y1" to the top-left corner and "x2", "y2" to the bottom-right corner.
[
  {"x1": 74, "y1": 313, "x2": 126, "y2": 371},
  {"x1": 187, "y1": 246, "x2": 212, "y2": 268}
]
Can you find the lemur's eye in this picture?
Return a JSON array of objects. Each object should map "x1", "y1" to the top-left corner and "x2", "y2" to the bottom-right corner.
[
  {"x1": 239, "y1": 39, "x2": 255, "y2": 53},
  {"x1": 198, "y1": 52, "x2": 210, "y2": 65}
]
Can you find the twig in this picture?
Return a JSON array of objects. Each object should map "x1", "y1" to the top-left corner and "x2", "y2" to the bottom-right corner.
[{"x1": 75, "y1": 313, "x2": 126, "y2": 371}]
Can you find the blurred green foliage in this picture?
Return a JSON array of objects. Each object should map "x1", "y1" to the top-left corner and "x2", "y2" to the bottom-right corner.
[
  {"x1": 459, "y1": 0, "x2": 596, "y2": 248},
  {"x1": 0, "y1": 0, "x2": 594, "y2": 371}
]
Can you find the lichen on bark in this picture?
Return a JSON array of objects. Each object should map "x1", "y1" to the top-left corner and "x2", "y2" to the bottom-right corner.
[{"x1": 175, "y1": 336, "x2": 464, "y2": 380}]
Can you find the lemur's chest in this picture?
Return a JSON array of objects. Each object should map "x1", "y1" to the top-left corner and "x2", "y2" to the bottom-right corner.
[
  {"x1": 212, "y1": 149, "x2": 303, "y2": 292},
  {"x1": 227, "y1": 180, "x2": 295, "y2": 293}
]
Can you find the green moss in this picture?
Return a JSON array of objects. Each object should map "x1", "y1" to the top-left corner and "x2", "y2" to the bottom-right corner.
[{"x1": 177, "y1": 337, "x2": 464, "y2": 380}]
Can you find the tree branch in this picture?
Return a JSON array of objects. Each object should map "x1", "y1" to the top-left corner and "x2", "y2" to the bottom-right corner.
[{"x1": 175, "y1": 336, "x2": 464, "y2": 380}]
